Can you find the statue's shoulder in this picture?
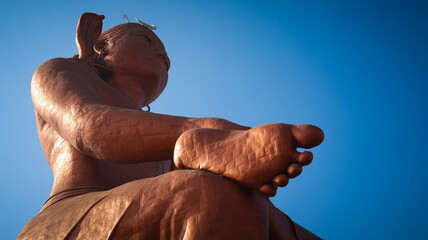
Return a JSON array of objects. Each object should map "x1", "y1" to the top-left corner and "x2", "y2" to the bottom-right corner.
[
  {"x1": 37, "y1": 57, "x2": 98, "y2": 79},
  {"x1": 32, "y1": 57, "x2": 99, "y2": 95}
]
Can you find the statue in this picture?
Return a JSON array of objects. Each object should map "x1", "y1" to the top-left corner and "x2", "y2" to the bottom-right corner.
[{"x1": 18, "y1": 13, "x2": 324, "y2": 239}]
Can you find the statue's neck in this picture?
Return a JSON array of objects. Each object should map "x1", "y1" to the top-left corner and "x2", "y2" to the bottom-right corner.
[{"x1": 104, "y1": 74, "x2": 153, "y2": 109}]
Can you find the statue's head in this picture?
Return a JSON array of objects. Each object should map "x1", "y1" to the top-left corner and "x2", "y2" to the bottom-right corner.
[{"x1": 76, "y1": 13, "x2": 170, "y2": 106}]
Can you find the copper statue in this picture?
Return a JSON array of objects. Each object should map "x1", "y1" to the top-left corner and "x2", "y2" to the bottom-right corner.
[{"x1": 18, "y1": 13, "x2": 324, "y2": 239}]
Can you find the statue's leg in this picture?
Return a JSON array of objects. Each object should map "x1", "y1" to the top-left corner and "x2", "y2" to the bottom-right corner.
[
  {"x1": 18, "y1": 170, "x2": 318, "y2": 239},
  {"x1": 268, "y1": 201, "x2": 322, "y2": 240},
  {"x1": 66, "y1": 170, "x2": 271, "y2": 239}
]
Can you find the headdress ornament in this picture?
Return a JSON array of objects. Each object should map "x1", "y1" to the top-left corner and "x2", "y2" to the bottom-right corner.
[{"x1": 122, "y1": 14, "x2": 157, "y2": 31}]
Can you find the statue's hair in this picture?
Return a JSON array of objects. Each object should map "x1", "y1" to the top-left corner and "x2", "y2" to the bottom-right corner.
[{"x1": 97, "y1": 23, "x2": 144, "y2": 44}]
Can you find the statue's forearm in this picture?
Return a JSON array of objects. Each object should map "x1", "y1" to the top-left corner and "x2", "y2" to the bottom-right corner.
[
  {"x1": 75, "y1": 106, "x2": 197, "y2": 162},
  {"x1": 73, "y1": 107, "x2": 249, "y2": 163},
  {"x1": 43, "y1": 102, "x2": 248, "y2": 163}
]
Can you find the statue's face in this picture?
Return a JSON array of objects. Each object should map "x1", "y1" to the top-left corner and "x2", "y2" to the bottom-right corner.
[{"x1": 104, "y1": 25, "x2": 170, "y2": 105}]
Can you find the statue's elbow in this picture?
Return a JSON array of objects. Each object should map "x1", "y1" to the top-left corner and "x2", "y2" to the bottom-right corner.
[{"x1": 69, "y1": 118, "x2": 103, "y2": 158}]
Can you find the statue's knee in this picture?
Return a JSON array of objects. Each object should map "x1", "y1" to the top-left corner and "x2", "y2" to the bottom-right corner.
[
  {"x1": 173, "y1": 170, "x2": 264, "y2": 205},
  {"x1": 181, "y1": 170, "x2": 239, "y2": 192},
  {"x1": 155, "y1": 170, "x2": 268, "y2": 228}
]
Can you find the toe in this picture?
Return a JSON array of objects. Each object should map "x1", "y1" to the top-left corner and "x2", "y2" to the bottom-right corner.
[
  {"x1": 291, "y1": 124, "x2": 324, "y2": 149},
  {"x1": 287, "y1": 163, "x2": 303, "y2": 178},
  {"x1": 259, "y1": 183, "x2": 277, "y2": 197},
  {"x1": 273, "y1": 174, "x2": 289, "y2": 187},
  {"x1": 298, "y1": 151, "x2": 313, "y2": 166}
]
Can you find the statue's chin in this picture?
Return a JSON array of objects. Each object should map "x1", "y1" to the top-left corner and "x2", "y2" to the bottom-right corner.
[
  {"x1": 147, "y1": 78, "x2": 168, "y2": 105},
  {"x1": 145, "y1": 90, "x2": 162, "y2": 106}
]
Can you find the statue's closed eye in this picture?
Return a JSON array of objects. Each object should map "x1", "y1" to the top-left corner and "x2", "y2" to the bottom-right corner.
[{"x1": 139, "y1": 34, "x2": 152, "y2": 46}]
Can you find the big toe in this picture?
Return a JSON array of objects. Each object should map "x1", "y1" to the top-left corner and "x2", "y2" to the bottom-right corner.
[{"x1": 291, "y1": 124, "x2": 324, "y2": 148}]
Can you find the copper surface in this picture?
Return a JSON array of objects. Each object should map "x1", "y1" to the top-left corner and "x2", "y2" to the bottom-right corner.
[{"x1": 18, "y1": 12, "x2": 324, "y2": 240}]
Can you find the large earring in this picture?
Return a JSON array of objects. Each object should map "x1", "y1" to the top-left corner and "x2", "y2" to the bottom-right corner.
[
  {"x1": 92, "y1": 47, "x2": 113, "y2": 79},
  {"x1": 97, "y1": 49, "x2": 106, "y2": 61}
]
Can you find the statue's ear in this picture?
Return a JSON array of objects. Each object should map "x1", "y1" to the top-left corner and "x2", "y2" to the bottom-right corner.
[
  {"x1": 76, "y1": 13, "x2": 105, "y2": 61},
  {"x1": 93, "y1": 41, "x2": 107, "y2": 55}
]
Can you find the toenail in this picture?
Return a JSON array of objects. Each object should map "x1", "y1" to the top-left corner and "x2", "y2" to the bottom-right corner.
[
  {"x1": 298, "y1": 151, "x2": 313, "y2": 166},
  {"x1": 259, "y1": 184, "x2": 277, "y2": 197},
  {"x1": 273, "y1": 175, "x2": 289, "y2": 187},
  {"x1": 287, "y1": 163, "x2": 302, "y2": 178}
]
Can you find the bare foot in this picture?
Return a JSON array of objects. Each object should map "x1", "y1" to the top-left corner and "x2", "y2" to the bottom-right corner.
[{"x1": 173, "y1": 123, "x2": 324, "y2": 197}]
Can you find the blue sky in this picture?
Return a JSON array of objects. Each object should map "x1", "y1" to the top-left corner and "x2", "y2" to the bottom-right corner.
[{"x1": 1, "y1": 0, "x2": 427, "y2": 239}]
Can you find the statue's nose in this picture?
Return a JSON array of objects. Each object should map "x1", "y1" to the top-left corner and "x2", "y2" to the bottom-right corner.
[{"x1": 159, "y1": 53, "x2": 170, "y2": 70}]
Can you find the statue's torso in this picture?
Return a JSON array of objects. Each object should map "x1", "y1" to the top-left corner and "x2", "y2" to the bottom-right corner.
[{"x1": 34, "y1": 58, "x2": 171, "y2": 197}]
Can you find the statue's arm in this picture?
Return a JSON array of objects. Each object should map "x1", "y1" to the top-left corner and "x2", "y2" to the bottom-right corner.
[{"x1": 32, "y1": 58, "x2": 247, "y2": 163}]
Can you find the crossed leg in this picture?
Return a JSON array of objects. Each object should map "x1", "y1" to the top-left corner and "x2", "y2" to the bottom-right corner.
[
  {"x1": 18, "y1": 169, "x2": 320, "y2": 240},
  {"x1": 174, "y1": 123, "x2": 324, "y2": 196},
  {"x1": 60, "y1": 170, "x2": 273, "y2": 239}
]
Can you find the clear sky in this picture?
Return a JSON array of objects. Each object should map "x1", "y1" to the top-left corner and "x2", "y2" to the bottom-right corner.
[{"x1": 1, "y1": 0, "x2": 427, "y2": 239}]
